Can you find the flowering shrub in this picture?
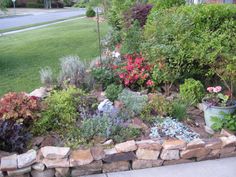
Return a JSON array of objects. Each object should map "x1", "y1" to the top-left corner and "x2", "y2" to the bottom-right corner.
[
  {"x1": 204, "y1": 86, "x2": 233, "y2": 107},
  {"x1": 114, "y1": 54, "x2": 154, "y2": 90},
  {"x1": 0, "y1": 92, "x2": 41, "y2": 123}
]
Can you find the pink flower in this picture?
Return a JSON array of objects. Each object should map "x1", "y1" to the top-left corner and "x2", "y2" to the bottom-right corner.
[
  {"x1": 207, "y1": 87, "x2": 214, "y2": 93},
  {"x1": 146, "y1": 80, "x2": 154, "y2": 87},
  {"x1": 213, "y1": 86, "x2": 222, "y2": 93}
]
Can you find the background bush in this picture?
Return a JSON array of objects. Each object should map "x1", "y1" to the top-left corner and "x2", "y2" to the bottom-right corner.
[
  {"x1": 180, "y1": 78, "x2": 205, "y2": 105},
  {"x1": 105, "y1": 84, "x2": 123, "y2": 102},
  {"x1": 86, "y1": 7, "x2": 96, "y2": 17},
  {"x1": 143, "y1": 4, "x2": 236, "y2": 82}
]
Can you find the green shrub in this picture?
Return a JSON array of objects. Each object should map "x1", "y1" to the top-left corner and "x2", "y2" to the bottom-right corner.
[
  {"x1": 143, "y1": 4, "x2": 236, "y2": 81},
  {"x1": 118, "y1": 89, "x2": 148, "y2": 117},
  {"x1": 80, "y1": 115, "x2": 110, "y2": 142},
  {"x1": 105, "y1": 84, "x2": 123, "y2": 102},
  {"x1": 86, "y1": 7, "x2": 96, "y2": 17},
  {"x1": 141, "y1": 95, "x2": 172, "y2": 123},
  {"x1": 121, "y1": 21, "x2": 143, "y2": 54},
  {"x1": 171, "y1": 99, "x2": 188, "y2": 121},
  {"x1": 111, "y1": 126, "x2": 141, "y2": 143},
  {"x1": 26, "y1": 2, "x2": 44, "y2": 8},
  {"x1": 211, "y1": 112, "x2": 236, "y2": 132},
  {"x1": 33, "y1": 87, "x2": 86, "y2": 135},
  {"x1": 180, "y1": 78, "x2": 205, "y2": 105}
]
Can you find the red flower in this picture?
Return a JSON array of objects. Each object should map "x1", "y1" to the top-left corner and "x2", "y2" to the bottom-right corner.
[{"x1": 146, "y1": 80, "x2": 154, "y2": 87}]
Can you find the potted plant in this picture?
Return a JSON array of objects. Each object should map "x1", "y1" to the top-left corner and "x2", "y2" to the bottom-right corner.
[{"x1": 202, "y1": 86, "x2": 236, "y2": 128}]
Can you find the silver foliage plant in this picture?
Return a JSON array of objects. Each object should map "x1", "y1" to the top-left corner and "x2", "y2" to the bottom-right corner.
[
  {"x1": 39, "y1": 67, "x2": 53, "y2": 87},
  {"x1": 58, "y1": 55, "x2": 87, "y2": 88}
]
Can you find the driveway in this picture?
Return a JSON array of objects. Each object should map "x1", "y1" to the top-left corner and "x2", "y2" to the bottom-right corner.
[
  {"x1": 85, "y1": 157, "x2": 236, "y2": 177},
  {"x1": 0, "y1": 8, "x2": 86, "y2": 30}
]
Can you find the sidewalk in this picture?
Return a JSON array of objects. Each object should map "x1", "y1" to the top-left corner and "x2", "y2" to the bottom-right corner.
[{"x1": 85, "y1": 157, "x2": 236, "y2": 177}]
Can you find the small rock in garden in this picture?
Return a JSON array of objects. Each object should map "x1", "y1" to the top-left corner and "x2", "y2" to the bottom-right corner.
[
  {"x1": 114, "y1": 100, "x2": 124, "y2": 110},
  {"x1": 104, "y1": 148, "x2": 118, "y2": 155},
  {"x1": 41, "y1": 146, "x2": 70, "y2": 159},
  {"x1": 0, "y1": 154, "x2": 17, "y2": 170},
  {"x1": 160, "y1": 149, "x2": 180, "y2": 160},
  {"x1": 102, "y1": 161, "x2": 130, "y2": 173},
  {"x1": 29, "y1": 87, "x2": 47, "y2": 98},
  {"x1": 102, "y1": 139, "x2": 114, "y2": 146},
  {"x1": 55, "y1": 167, "x2": 70, "y2": 177},
  {"x1": 69, "y1": 149, "x2": 94, "y2": 167},
  {"x1": 162, "y1": 139, "x2": 186, "y2": 150},
  {"x1": 42, "y1": 158, "x2": 70, "y2": 168},
  {"x1": 115, "y1": 140, "x2": 137, "y2": 153},
  {"x1": 181, "y1": 148, "x2": 210, "y2": 159},
  {"x1": 136, "y1": 140, "x2": 162, "y2": 151},
  {"x1": 71, "y1": 160, "x2": 102, "y2": 176},
  {"x1": 32, "y1": 163, "x2": 45, "y2": 171},
  {"x1": 136, "y1": 148, "x2": 160, "y2": 160},
  {"x1": 220, "y1": 136, "x2": 236, "y2": 148},
  {"x1": 7, "y1": 166, "x2": 31, "y2": 176},
  {"x1": 31, "y1": 169, "x2": 55, "y2": 177},
  {"x1": 98, "y1": 99, "x2": 114, "y2": 113},
  {"x1": 187, "y1": 139, "x2": 205, "y2": 149},
  {"x1": 17, "y1": 149, "x2": 37, "y2": 168},
  {"x1": 91, "y1": 146, "x2": 105, "y2": 160},
  {"x1": 204, "y1": 126, "x2": 215, "y2": 135}
]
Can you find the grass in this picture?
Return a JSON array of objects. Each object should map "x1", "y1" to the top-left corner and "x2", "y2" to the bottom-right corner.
[{"x1": 0, "y1": 18, "x2": 110, "y2": 96}]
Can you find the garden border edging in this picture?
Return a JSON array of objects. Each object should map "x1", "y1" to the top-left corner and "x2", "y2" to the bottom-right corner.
[{"x1": 0, "y1": 132, "x2": 236, "y2": 177}]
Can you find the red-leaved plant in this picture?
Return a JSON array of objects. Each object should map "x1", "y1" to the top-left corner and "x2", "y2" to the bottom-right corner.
[
  {"x1": 0, "y1": 92, "x2": 41, "y2": 123},
  {"x1": 114, "y1": 54, "x2": 154, "y2": 90}
]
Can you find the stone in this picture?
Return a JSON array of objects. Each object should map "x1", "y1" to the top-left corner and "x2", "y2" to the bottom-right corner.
[
  {"x1": 114, "y1": 101, "x2": 124, "y2": 110},
  {"x1": 163, "y1": 159, "x2": 193, "y2": 166},
  {"x1": 220, "y1": 136, "x2": 236, "y2": 148},
  {"x1": 196, "y1": 154, "x2": 220, "y2": 161},
  {"x1": 32, "y1": 163, "x2": 45, "y2": 171},
  {"x1": 41, "y1": 146, "x2": 70, "y2": 159},
  {"x1": 91, "y1": 146, "x2": 105, "y2": 161},
  {"x1": 132, "y1": 160, "x2": 163, "y2": 170},
  {"x1": 220, "y1": 151, "x2": 236, "y2": 158},
  {"x1": 31, "y1": 169, "x2": 55, "y2": 177},
  {"x1": 204, "y1": 126, "x2": 215, "y2": 135},
  {"x1": 115, "y1": 140, "x2": 137, "y2": 153},
  {"x1": 55, "y1": 168, "x2": 70, "y2": 177},
  {"x1": 204, "y1": 138, "x2": 222, "y2": 150},
  {"x1": 160, "y1": 149, "x2": 180, "y2": 160},
  {"x1": 71, "y1": 160, "x2": 102, "y2": 176},
  {"x1": 162, "y1": 139, "x2": 186, "y2": 150},
  {"x1": 0, "y1": 154, "x2": 17, "y2": 170},
  {"x1": 103, "y1": 152, "x2": 136, "y2": 163},
  {"x1": 102, "y1": 139, "x2": 114, "y2": 146},
  {"x1": 187, "y1": 139, "x2": 205, "y2": 149},
  {"x1": 102, "y1": 161, "x2": 130, "y2": 173},
  {"x1": 136, "y1": 148, "x2": 160, "y2": 160},
  {"x1": 7, "y1": 167, "x2": 31, "y2": 176},
  {"x1": 220, "y1": 147, "x2": 236, "y2": 155},
  {"x1": 181, "y1": 148, "x2": 210, "y2": 159},
  {"x1": 42, "y1": 158, "x2": 70, "y2": 168},
  {"x1": 136, "y1": 140, "x2": 162, "y2": 151},
  {"x1": 29, "y1": 87, "x2": 47, "y2": 98},
  {"x1": 17, "y1": 149, "x2": 37, "y2": 168},
  {"x1": 98, "y1": 99, "x2": 114, "y2": 113},
  {"x1": 210, "y1": 149, "x2": 221, "y2": 156},
  {"x1": 104, "y1": 148, "x2": 118, "y2": 155},
  {"x1": 69, "y1": 149, "x2": 94, "y2": 167},
  {"x1": 129, "y1": 118, "x2": 149, "y2": 130},
  {"x1": 220, "y1": 129, "x2": 234, "y2": 137}
]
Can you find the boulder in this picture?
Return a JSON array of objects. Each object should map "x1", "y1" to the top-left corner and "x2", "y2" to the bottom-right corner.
[
  {"x1": 7, "y1": 167, "x2": 31, "y2": 176},
  {"x1": 187, "y1": 139, "x2": 205, "y2": 149},
  {"x1": 104, "y1": 148, "x2": 118, "y2": 155},
  {"x1": 55, "y1": 168, "x2": 70, "y2": 177},
  {"x1": 103, "y1": 161, "x2": 130, "y2": 173},
  {"x1": 115, "y1": 140, "x2": 137, "y2": 153},
  {"x1": 160, "y1": 149, "x2": 180, "y2": 160},
  {"x1": 181, "y1": 148, "x2": 210, "y2": 159},
  {"x1": 204, "y1": 138, "x2": 222, "y2": 150},
  {"x1": 132, "y1": 160, "x2": 163, "y2": 170},
  {"x1": 32, "y1": 163, "x2": 45, "y2": 171},
  {"x1": 71, "y1": 160, "x2": 102, "y2": 176},
  {"x1": 42, "y1": 158, "x2": 70, "y2": 168},
  {"x1": 17, "y1": 149, "x2": 37, "y2": 168},
  {"x1": 41, "y1": 146, "x2": 70, "y2": 159},
  {"x1": 220, "y1": 136, "x2": 236, "y2": 148},
  {"x1": 31, "y1": 169, "x2": 55, "y2": 177},
  {"x1": 103, "y1": 152, "x2": 136, "y2": 163},
  {"x1": 136, "y1": 140, "x2": 162, "y2": 151},
  {"x1": 162, "y1": 140, "x2": 186, "y2": 150},
  {"x1": 0, "y1": 154, "x2": 17, "y2": 171},
  {"x1": 91, "y1": 146, "x2": 105, "y2": 161},
  {"x1": 69, "y1": 149, "x2": 94, "y2": 167},
  {"x1": 136, "y1": 149, "x2": 160, "y2": 160},
  {"x1": 29, "y1": 87, "x2": 47, "y2": 98}
]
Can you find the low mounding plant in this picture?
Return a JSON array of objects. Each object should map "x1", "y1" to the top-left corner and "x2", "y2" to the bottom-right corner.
[
  {"x1": 0, "y1": 92, "x2": 41, "y2": 153},
  {"x1": 39, "y1": 67, "x2": 53, "y2": 87},
  {"x1": 0, "y1": 92, "x2": 41, "y2": 122},
  {"x1": 58, "y1": 55, "x2": 87, "y2": 88},
  {"x1": 118, "y1": 89, "x2": 148, "y2": 117},
  {"x1": 211, "y1": 112, "x2": 236, "y2": 132},
  {"x1": 105, "y1": 84, "x2": 123, "y2": 102},
  {"x1": 180, "y1": 79, "x2": 205, "y2": 105},
  {"x1": 86, "y1": 7, "x2": 96, "y2": 17},
  {"x1": 33, "y1": 87, "x2": 86, "y2": 135},
  {"x1": 115, "y1": 54, "x2": 154, "y2": 90}
]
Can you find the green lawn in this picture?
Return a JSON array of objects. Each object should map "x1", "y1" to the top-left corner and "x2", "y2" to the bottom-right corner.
[{"x1": 0, "y1": 18, "x2": 109, "y2": 96}]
